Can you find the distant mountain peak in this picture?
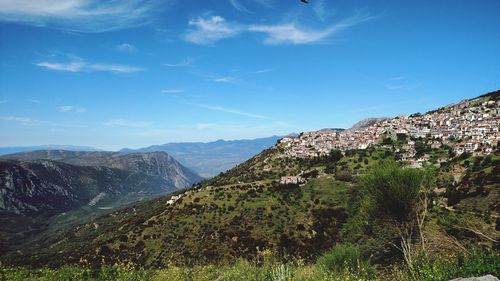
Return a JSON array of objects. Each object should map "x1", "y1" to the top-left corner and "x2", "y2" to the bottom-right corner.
[
  {"x1": 349, "y1": 117, "x2": 389, "y2": 131},
  {"x1": 0, "y1": 145, "x2": 101, "y2": 156},
  {"x1": 120, "y1": 136, "x2": 285, "y2": 178}
]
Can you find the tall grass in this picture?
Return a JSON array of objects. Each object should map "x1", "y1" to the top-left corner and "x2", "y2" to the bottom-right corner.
[
  {"x1": 1, "y1": 249, "x2": 498, "y2": 281},
  {"x1": 316, "y1": 243, "x2": 375, "y2": 279}
]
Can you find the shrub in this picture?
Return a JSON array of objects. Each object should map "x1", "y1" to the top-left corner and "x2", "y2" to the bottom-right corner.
[
  {"x1": 361, "y1": 161, "x2": 428, "y2": 221},
  {"x1": 328, "y1": 149, "x2": 343, "y2": 163},
  {"x1": 335, "y1": 169, "x2": 353, "y2": 182},
  {"x1": 398, "y1": 249, "x2": 500, "y2": 281},
  {"x1": 316, "y1": 243, "x2": 375, "y2": 278}
]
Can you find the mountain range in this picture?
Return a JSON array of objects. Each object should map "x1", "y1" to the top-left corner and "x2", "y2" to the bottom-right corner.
[
  {"x1": 0, "y1": 136, "x2": 285, "y2": 179},
  {"x1": 0, "y1": 145, "x2": 101, "y2": 155},
  {"x1": 1, "y1": 150, "x2": 201, "y2": 190},
  {"x1": 120, "y1": 136, "x2": 284, "y2": 177}
]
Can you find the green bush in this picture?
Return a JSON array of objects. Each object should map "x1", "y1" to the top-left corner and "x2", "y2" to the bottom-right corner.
[
  {"x1": 335, "y1": 169, "x2": 353, "y2": 182},
  {"x1": 316, "y1": 244, "x2": 375, "y2": 278},
  {"x1": 361, "y1": 161, "x2": 428, "y2": 221},
  {"x1": 402, "y1": 250, "x2": 500, "y2": 281}
]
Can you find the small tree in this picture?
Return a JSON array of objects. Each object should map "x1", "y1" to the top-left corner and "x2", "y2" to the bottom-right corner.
[
  {"x1": 362, "y1": 161, "x2": 427, "y2": 221},
  {"x1": 328, "y1": 149, "x2": 343, "y2": 163},
  {"x1": 361, "y1": 161, "x2": 435, "y2": 272}
]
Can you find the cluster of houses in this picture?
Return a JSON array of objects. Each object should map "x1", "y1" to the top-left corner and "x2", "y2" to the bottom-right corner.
[
  {"x1": 166, "y1": 194, "x2": 184, "y2": 206},
  {"x1": 280, "y1": 97, "x2": 499, "y2": 165},
  {"x1": 279, "y1": 175, "x2": 306, "y2": 185}
]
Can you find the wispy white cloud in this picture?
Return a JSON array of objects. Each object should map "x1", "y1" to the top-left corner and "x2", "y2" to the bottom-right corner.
[
  {"x1": 358, "y1": 73, "x2": 422, "y2": 92},
  {"x1": 253, "y1": 69, "x2": 273, "y2": 74},
  {"x1": 213, "y1": 76, "x2": 238, "y2": 83},
  {"x1": 0, "y1": 115, "x2": 43, "y2": 126},
  {"x1": 184, "y1": 16, "x2": 242, "y2": 45},
  {"x1": 58, "y1": 105, "x2": 73, "y2": 112},
  {"x1": 0, "y1": 0, "x2": 167, "y2": 33},
  {"x1": 248, "y1": 11, "x2": 375, "y2": 44},
  {"x1": 0, "y1": 115, "x2": 87, "y2": 128},
  {"x1": 383, "y1": 76, "x2": 422, "y2": 91},
  {"x1": 90, "y1": 63, "x2": 143, "y2": 73},
  {"x1": 36, "y1": 60, "x2": 144, "y2": 73},
  {"x1": 228, "y1": 0, "x2": 275, "y2": 11},
  {"x1": 0, "y1": 100, "x2": 8, "y2": 104},
  {"x1": 58, "y1": 105, "x2": 87, "y2": 113},
  {"x1": 313, "y1": 0, "x2": 335, "y2": 22},
  {"x1": 184, "y1": 11, "x2": 376, "y2": 45},
  {"x1": 183, "y1": 102, "x2": 267, "y2": 119},
  {"x1": 229, "y1": 0, "x2": 250, "y2": 13},
  {"x1": 383, "y1": 82, "x2": 422, "y2": 91},
  {"x1": 116, "y1": 43, "x2": 138, "y2": 53},
  {"x1": 37, "y1": 61, "x2": 84, "y2": 72},
  {"x1": 162, "y1": 89, "x2": 184, "y2": 94},
  {"x1": 251, "y1": 0, "x2": 274, "y2": 9},
  {"x1": 194, "y1": 70, "x2": 240, "y2": 84},
  {"x1": 164, "y1": 57, "x2": 193, "y2": 67},
  {"x1": 196, "y1": 68, "x2": 272, "y2": 84},
  {"x1": 104, "y1": 119, "x2": 152, "y2": 128}
]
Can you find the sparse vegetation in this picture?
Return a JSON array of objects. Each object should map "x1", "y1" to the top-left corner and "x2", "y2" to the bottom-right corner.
[{"x1": 1, "y1": 249, "x2": 498, "y2": 280}]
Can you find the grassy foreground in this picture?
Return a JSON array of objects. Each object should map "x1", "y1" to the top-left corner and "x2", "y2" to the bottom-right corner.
[{"x1": 1, "y1": 249, "x2": 498, "y2": 281}]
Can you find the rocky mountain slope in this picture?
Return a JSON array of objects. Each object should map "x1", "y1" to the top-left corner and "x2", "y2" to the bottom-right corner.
[
  {"x1": 0, "y1": 151, "x2": 202, "y2": 255},
  {"x1": 348, "y1": 117, "x2": 389, "y2": 131},
  {"x1": 0, "y1": 159, "x2": 167, "y2": 216},
  {"x1": 2, "y1": 151, "x2": 202, "y2": 190},
  {"x1": 120, "y1": 136, "x2": 283, "y2": 177}
]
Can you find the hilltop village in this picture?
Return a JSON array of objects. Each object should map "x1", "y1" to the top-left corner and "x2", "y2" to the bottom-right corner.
[{"x1": 280, "y1": 94, "x2": 499, "y2": 168}]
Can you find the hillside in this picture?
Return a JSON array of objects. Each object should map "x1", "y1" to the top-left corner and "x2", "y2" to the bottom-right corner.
[
  {"x1": 3, "y1": 144, "x2": 498, "y2": 269},
  {"x1": 0, "y1": 151, "x2": 202, "y2": 258},
  {"x1": 0, "y1": 146, "x2": 351, "y2": 266},
  {"x1": 2, "y1": 150, "x2": 202, "y2": 190},
  {"x1": 0, "y1": 158, "x2": 171, "y2": 255},
  {"x1": 1, "y1": 92, "x2": 498, "y2": 274},
  {"x1": 0, "y1": 159, "x2": 169, "y2": 216},
  {"x1": 121, "y1": 136, "x2": 283, "y2": 177}
]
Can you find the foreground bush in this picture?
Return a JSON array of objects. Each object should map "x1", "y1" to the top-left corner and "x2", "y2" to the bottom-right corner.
[
  {"x1": 361, "y1": 161, "x2": 430, "y2": 221},
  {"x1": 316, "y1": 243, "x2": 375, "y2": 279},
  {"x1": 392, "y1": 249, "x2": 500, "y2": 281}
]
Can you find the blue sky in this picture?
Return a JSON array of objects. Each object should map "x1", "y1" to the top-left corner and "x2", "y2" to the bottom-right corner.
[{"x1": 0, "y1": 0, "x2": 499, "y2": 150}]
